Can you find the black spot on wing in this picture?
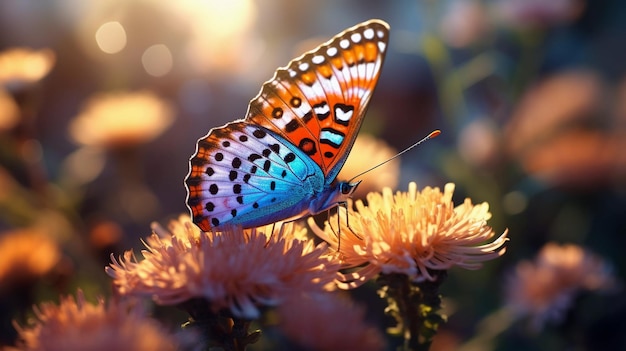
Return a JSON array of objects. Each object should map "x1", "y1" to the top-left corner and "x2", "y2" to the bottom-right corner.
[
  {"x1": 209, "y1": 184, "x2": 218, "y2": 195},
  {"x1": 285, "y1": 119, "x2": 300, "y2": 133},
  {"x1": 284, "y1": 152, "x2": 295, "y2": 163},
  {"x1": 232, "y1": 157, "x2": 242, "y2": 168},
  {"x1": 248, "y1": 154, "x2": 262, "y2": 162},
  {"x1": 299, "y1": 138, "x2": 317, "y2": 156},
  {"x1": 272, "y1": 107, "x2": 283, "y2": 119},
  {"x1": 290, "y1": 96, "x2": 302, "y2": 108},
  {"x1": 253, "y1": 129, "x2": 266, "y2": 138}
]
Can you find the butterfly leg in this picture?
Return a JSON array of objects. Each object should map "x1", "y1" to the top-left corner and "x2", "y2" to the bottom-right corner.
[
  {"x1": 274, "y1": 217, "x2": 307, "y2": 239},
  {"x1": 328, "y1": 202, "x2": 362, "y2": 251},
  {"x1": 339, "y1": 201, "x2": 362, "y2": 241},
  {"x1": 263, "y1": 222, "x2": 278, "y2": 248},
  {"x1": 276, "y1": 220, "x2": 296, "y2": 238},
  {"x1": 331, "y1": 208, "x2": 342, "y2": 251}
]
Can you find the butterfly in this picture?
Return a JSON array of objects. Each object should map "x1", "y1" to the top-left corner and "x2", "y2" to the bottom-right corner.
[{"x1": 185, "y1": 19, "x2": 389, "y2": 231}]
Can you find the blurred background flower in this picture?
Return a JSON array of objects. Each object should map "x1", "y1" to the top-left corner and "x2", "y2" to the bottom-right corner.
[
  {"x1": 0, "y1": 228, "x2": 61, "y2": 294},
  {"x1": 0, "y1": 89, "x2": 19, "y2": 131},
  {"x1": 277, "y1": 293, "x2": 386, "y2": 351},
  {"x1": 68, "y1": 90, "x2": 174, "y2": 149},
  {"x1": 0, "y1": 0, "x2": 625, "y2": 349},
  {"x1": 12, "y1": 290, "x2": 188, "y2": 351},
  {"x1": 503, "y1": 70, "x2": 626, "y2": 189},
  {"x1": 505, "y1": 243, "x2": 617, "y2": 330},
  {"x1": 0, "y1": 48, "x2": 55, "y2": 91}
]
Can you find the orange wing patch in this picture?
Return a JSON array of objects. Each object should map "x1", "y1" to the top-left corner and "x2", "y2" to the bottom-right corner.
[{"x1": 244, "y1": 20, "x2": 388, "y2": 177}]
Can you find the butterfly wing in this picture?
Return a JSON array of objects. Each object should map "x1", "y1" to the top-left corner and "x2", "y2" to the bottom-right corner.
[
  {"x1": 186, "y1": 122, "x2": 326, "y2": 230},
  {"x1": 245, "y1": 19, "x2": 389, "y2": 183},
  {"x1": 185, "y1": 19, "x2": 389, "y2": 231}
]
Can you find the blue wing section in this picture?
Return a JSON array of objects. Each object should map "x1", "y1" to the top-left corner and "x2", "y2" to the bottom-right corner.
[{"x1": 185, "y1": 122, "x2": 325, "y2": 230}]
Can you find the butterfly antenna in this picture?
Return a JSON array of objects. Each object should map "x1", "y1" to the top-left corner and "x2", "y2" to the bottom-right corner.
[{"x1": 348, "y1": 130, "x2": 441, "y2": 183}]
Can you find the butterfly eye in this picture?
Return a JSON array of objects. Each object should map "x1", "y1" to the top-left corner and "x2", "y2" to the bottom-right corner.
[
  {"x1": 340, "y1": 181, "x2": 361, "y2": 195},
  {"x1": 340, "y1": 183, "x2": 351, "y2": 195}
]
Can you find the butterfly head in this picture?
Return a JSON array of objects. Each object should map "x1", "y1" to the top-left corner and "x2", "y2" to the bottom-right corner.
[{"x1": 339, "y1": 180, "x2": 362, "y2": 197}]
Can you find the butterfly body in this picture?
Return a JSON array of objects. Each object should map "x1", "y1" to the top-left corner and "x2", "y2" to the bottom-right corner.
[{"x1": 185, "y1": 20, "x2": 389, "y2": 231}]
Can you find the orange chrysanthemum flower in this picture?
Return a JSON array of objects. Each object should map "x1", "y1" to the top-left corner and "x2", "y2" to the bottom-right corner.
[
  {"x1": 277, "y1": 293, "x2": 386, "y2": 351},
  {"x1": 505, "y1": 242, "x2": 616, "y2": 330},
  {"x1": 12, "y1": 290, "x2": 183, "y2": 351},
  {"x1": 106, "y1": 216, "x2": 340, "y2": 319},
  {"x1": 309, "y1": 182, "x2": 508, "y2": 288}
]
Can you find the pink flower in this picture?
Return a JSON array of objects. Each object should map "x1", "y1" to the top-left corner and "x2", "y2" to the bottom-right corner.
[
  {"x1": 503, "y1": 70, "x2": 626, "y2": 188},
  {"x1": 107, "y1": 216, "x2": 340, "y2": 319},
  {"x1": 12, "y1": 290, "x2": 183, "y2": 351},
  {"x1": 505, "y1": 243, "x2": 616, "y2": 330}
]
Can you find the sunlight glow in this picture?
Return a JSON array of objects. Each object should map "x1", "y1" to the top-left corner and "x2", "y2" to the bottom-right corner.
[
  {"x1": 95, "y1": 21, "x2": 127, "y2": 54},
  {"x1": 166, "y1": 0, "x2": 260, "y2": 74},
  {"x1": 142, "y1": 44, "x2": 173, "y2": 77}
]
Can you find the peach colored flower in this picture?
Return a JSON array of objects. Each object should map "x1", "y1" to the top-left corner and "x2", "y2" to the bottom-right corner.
[
  {"x1": 503, "y1": 70, "x2": 626, "y2": 188},
  {"x1": 0, "y1": 48, "x2": 55, "y2": 91},
  {"x1": 107, "y1": 216, "x2": 340, "y2": 319},
  {"x1": 505, "y1": 243, "x2": 616, "y2": 330},
  {"x1": 337, "y1": 134, "x2": 399, "y2": 199},
  {"x1": 504, "y1": 70, "x2": 603, "y2": 158},
  {"x1": 277, "y1": 293, "x2": 386, "y2": 351},
  {"x1": 68, "y1": 91, "x2": 174, "y2": 148},
  {"x1": 309, "y1": 182, "x2": 508, "y2": 288},
  {"x1": 12, "y1": 290, "x2": 183, "y2": 351},
  {"x1": 0, "y1": 228, "x2": 61, "y2": 293},
  {"x1": 520, "y1": 129, "x2": 626, "y2": 188}
]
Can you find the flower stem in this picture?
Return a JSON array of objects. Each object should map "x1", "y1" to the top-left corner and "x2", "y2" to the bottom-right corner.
[
  {"x1": 377, "y1": 271, "x2": 447, "y2": 351},
  {"x1": 179, "y1": 298, "x2": 261, "y2": 351}
]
